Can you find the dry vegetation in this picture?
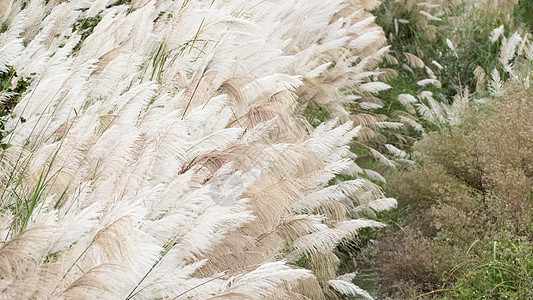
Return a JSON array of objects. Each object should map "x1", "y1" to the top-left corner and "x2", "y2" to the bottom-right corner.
[{"x1": 371, "y1": 84, "x2": 533, "y2": 298}]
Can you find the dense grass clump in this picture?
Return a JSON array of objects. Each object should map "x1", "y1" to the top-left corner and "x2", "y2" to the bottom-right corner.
[
  {"x1": 364, "y1": 85, "x2": 533, "y2": 299},
  {"x1": 0, "y1": 1, "x2": 399, "y2": 298},
  {"x1": 364, "y1": 83, "x2": 533, "y2": 298}
]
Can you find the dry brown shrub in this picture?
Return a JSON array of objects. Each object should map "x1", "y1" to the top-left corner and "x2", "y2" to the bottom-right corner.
[{"x1": 368, "y1": 83, "x2": 533, "y2": 298}]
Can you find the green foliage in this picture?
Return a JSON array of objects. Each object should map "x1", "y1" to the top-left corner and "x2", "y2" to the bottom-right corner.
[
  {"x1": 373, "y1": 1, "x2": 527, "y2": 99},
  {"x1": 0, "y1": 66, "x2": 31, "y2": 148},
  {"x1": 71, "y1": 14, "x2": 103, "y2": 52},
  {"x1": 303, "y1": 101, "x2": 332, "y2": 128},
  {"x1": 451, "y1": 239, "x2": 533, "y2": 299},
  {"x1": 368, "y1": 0, "x2": 533, "y2": 156},
  {"x1": 0, "y1": 22, "x2": 8, "y2": 34},
  {"x1": 514, "y1": 0, "x2": 533, "y2": 30},
  {"x1": 11, "y1": 161, "x2": 56, "y2": 233},
  {"x1": 437, "y1": 13, "x2": 501, "y2": 95}
]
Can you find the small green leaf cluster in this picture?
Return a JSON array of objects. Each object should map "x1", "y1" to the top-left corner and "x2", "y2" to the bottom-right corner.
[
  {"x1": 71, "y1": 14, "x2": 103, "y2": 52},
  {"x1": 0, "y1": 66, "x2": 31, "y2": 149}
]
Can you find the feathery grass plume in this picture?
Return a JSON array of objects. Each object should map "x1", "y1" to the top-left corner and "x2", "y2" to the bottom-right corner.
[
  {"x1": 0, "y1": 0, "x2": 395, "y2": 298},
  {"x1": 489, "y1": 68, "x2": 504, "y2": 96},
  {"x1": 329, "y1": 273, "x2": 373, "y2": 300},
  {"x1": 473, "y1": 65, "x2": 487, "y2": 91},
  {"x1": 404, "y1": 52, "x2": 425, "y2": 69},
  {"x1": 0, "y1": 14, "x2": 24, "y2": 73},
  {"x1": 490, "y1": 24, "x2": 505, "y2": 43},
  {"x1": 499, "y1": 32, "x2": 522, "y2": 76}
]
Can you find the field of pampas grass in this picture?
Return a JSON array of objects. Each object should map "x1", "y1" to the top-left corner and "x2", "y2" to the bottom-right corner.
[{"x1": 0, "y1": 0, "x2": 398, "y2": 299}]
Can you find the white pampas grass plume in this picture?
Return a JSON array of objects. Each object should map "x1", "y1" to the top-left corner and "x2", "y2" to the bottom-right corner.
[
  {"x1": 474, "y1": 66, "x2": 486, "y2": 91},
  {"x1": 304, "y1": 62, "x2": 331, "y2": 78},
  {"x1": 0, "y1": 14, "x2": 25, "y2": 72},
  {"x1": 417, "y1": 78, "x2": 441, "y2": 88},
  {"x1": 490, "y1": 25, "x2": 505, "y2": 43},
  {"x1": 446, "y1": 38, "x2": 458, "y2": 57},
  {"x1": 399, "y1": 115, "x2": 424, "y2": 133},
  {"x1": 425, "y1": 66, "x2": 437, "y2": 79},
  {"x1": 329, "y1": 278, "x2": 374, "y2": 300},
  {"x1": 375, "y1": 121, "x2": 403, "y2": 129},
  {"x1": 404, "y1": 52, "x2": 424, "y2": 68},
  {"x1": 360, "y1": 82, "x2": 391, "y2": 93},
  {"x1": 369, "y1": 147, "x2": 394, "y2": 167},
  {"x1": 359, "y1": 102, "x2": 383, "y2": 110},
  {"x1": 419, "y1": 10, "x2": 442, "y2": 21},
  {"x1": 499, "y1": 32, "x2": 522, "y2": 75},
  {"x1": 398, "y1": 93, "x2": 418, "y2": 105},
  {"x1": 364, "y1": 169, "x2": 386, "y2": 182},
  {"x1": 431, "y1": 60, "x2": 443, "y2": 70},
  {"x1": 0, "y1": 0, "x2": 397, "y2": 298},
  {"x1": 349, "y1": 30, "x2": 385, "y2": 50},
  {"x1": 355, "y1": 198, "x2": 398, "y2": 217},
  {"x1": 291, "y1": 219, "x2": 384, "y2": 257},
  {"x1": 489, "y1": 68, "x2": 504, "y2": 96},
  {"x1": 385, "y1": 144, "x2": 407, "y2": 158},
  {"x1": 215, "y1": 261, "x2": 313, "y2": 298}
]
